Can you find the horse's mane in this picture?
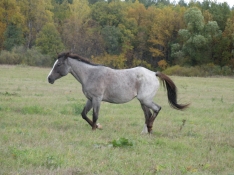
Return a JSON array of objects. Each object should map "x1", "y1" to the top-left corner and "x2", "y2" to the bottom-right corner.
[{"x1": 58, "y1": 52, "x2": 98, "y2": 66}]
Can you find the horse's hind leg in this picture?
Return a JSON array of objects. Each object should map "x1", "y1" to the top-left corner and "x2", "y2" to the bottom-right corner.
[
  {"x1": 147, "y1": 102, "x2": 161, "y2": 133},
  {"x1": 91, "y1": 97, "x2": 102, "y2": 130},
  {"x1": 141, "y1": 100, "x2": 161, "y2": 133},
  {"x1": 141, "y1": 104, "x2": 152, "y2": 134}
]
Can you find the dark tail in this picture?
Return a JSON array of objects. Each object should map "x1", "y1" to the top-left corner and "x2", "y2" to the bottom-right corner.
[{"x1": 156, "y1": 72, "x2": 189, "y2": 110}]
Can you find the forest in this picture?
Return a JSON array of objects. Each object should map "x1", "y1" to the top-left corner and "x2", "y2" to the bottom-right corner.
[{"x1": 0, "y1": 0, "x2": 234, "y2": 76}]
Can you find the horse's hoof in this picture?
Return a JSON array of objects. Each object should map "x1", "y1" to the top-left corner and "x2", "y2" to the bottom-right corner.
[
  {"x1": 141, "y1": 130, "x2": 148, "y2": 134},
  {"x1": 97, "y1": 123, "x2": 102, "y2": 129},
  {"x1": 141, "y1": 124, "x2": 148, "y2": 134}
]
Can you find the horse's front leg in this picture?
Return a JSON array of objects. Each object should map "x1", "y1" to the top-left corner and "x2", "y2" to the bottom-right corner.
[
  {"x1": 82, "y1": 99, "x2": 102, "y2": 130},
  {"x1": 92, "y1": 97, "x2": 102, "y2": 130},
  {"x1": 81, "y1": 100, "x2": 94, "y2": 127}
]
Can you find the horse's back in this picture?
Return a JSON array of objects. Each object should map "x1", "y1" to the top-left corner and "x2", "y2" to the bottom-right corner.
[
  {"x1": 102, "y1": 66, "x2": 159, "y2": 103},
  {"x1": 104, "y1": 66, "x2": 157, "y2": 85}
]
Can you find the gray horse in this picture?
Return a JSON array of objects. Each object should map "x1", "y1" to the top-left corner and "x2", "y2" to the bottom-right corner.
[{"x1": 48, "y1": 52, "x2": 188, "y2": 133}]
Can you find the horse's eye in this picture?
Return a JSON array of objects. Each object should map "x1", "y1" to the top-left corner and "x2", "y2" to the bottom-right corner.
[{"x1": 57, "y1": 63, "x2": 61, "y2": 67}]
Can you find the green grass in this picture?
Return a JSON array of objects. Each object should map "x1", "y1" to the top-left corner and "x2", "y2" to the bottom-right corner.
[{"x1": 0, "y1": 65, "x2": 234, "y2": 174}]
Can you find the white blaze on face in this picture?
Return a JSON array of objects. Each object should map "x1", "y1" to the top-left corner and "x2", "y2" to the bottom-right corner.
[{"x1": 47, "y1": 60, "x2": 58, "y2": 79}]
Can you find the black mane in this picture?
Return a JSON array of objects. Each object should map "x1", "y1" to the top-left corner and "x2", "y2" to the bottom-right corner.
[{"x1": 58, "y1": 52, "x2": 99, "y2": 66}]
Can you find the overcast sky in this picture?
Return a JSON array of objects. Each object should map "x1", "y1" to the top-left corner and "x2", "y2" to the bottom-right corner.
[
  {"x1": 206, "y1": 0, "x2": 233, "y2": 7},
  {"x1": 175, "y1": 0, "x2": 234, "y2": 7}
]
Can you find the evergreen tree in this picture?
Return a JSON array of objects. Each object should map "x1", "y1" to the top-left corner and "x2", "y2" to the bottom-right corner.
[
  {"x1": 102, "y1": 26, "x2": 121, "y2": 55},
  {"x1": 3, "y1": 23, "x2": 24, "y2": 51}
]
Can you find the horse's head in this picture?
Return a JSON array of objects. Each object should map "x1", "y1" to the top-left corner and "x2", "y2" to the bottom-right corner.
[{"x1": 47, "y1": 52, "x2": 71, "y2": 84}]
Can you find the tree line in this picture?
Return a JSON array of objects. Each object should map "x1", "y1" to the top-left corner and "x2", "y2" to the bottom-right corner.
[{"x1": 0, "y1": 0, "x2": 234, "y2": 75}]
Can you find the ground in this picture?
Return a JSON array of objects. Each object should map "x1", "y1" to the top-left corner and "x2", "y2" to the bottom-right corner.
[{"x1": 0, "y1": 65, "x2": 233, "y2": 174}]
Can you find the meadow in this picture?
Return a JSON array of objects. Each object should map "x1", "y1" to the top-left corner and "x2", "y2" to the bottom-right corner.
[{"x1": 0, "y1": 65, "x2": 233, "y2": 175}]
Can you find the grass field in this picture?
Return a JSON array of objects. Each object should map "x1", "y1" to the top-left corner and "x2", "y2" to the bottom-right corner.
[{"x1": 0, "y1": 65, "x2": 233, "y2": 175}]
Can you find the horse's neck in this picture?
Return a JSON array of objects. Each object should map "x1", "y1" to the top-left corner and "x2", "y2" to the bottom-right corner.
[{"x1": 68, "y1": 58, "x2": 93, "y2": 85}]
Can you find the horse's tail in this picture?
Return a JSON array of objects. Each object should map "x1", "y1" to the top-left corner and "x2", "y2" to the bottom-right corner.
[{"x1": 156, "y1": 72, "x2": 189, "y2": 110}]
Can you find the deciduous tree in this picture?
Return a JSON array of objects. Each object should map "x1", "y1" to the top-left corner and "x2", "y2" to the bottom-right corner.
[
  {"x1": 0, "y1": 0, "x2": 24, "y2": 49},
  {"x1": 172, "y1": 7, "x2": 207, "y2": 66},
  {"x1": 148, "y1": 6, "x2": 185, "y2": 64},
  {"x1": 36, "y1": 23, "x2": 65, "y2": 57},
  {"x1": 18, "y1": 0, "x2": 53, "y2": 48}
]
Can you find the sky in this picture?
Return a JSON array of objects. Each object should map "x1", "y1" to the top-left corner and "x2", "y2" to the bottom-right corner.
[
  {"x1": 212, "y1": 0, "x2": 233, "y2": 7},
  {"x1": 176, "y1": 0, "x2": 234, "y2": 7}
]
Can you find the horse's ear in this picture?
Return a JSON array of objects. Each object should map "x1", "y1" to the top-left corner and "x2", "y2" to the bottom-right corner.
[
  {"x1": 64, "y1": 52, "x2": 70, "y2": 59},
  {"x1": 61, "y1": 52, "x2": 69, "y2": 58}
]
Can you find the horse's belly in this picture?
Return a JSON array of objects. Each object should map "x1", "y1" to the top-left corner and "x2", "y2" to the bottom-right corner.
[
  {"x1": 103, "y1": 95, "x2": 136, "y2": 104},
  {"x1": 103, "y1": 86, "x2": 137, "y2": 104}
]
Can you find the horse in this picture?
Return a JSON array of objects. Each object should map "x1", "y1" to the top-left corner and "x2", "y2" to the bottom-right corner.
[{"x1": 47, "y1": 52, "x2": 189, "y2": 134}]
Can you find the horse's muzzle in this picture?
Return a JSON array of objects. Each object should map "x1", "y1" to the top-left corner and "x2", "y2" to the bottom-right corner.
[{"x1": 48, "y1": 77, "x2": 54, "y2": 84}]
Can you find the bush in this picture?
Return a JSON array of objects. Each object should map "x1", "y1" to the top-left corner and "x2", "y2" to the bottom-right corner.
[
  {"x1": 163, "y1": 64, "x2": 234, "y2": 77},
  {"x1": 132, "y1": 58, "x2": 152, "y2": 70},
  {"x1": 162, "y1": 65, "x2": 201, "y2": 76},
  {"x1": 0, "y1": 46, "x2": 53, "y2": 67},
  {"x1": 92, "y1": 53, "x2": 127, "y2": 68},
  {"x1": 22, "y1": 48, "x2": 52, "y2": 66},
  {"x1": 221, "y1": 66, "x2": 232, "y2": 76},
  {"x1": 0, "y1": 50, "x2": 22, "y2": 64},
  {"x1": 157, "y1": 60, "x2": 168, "y2": 70}
]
